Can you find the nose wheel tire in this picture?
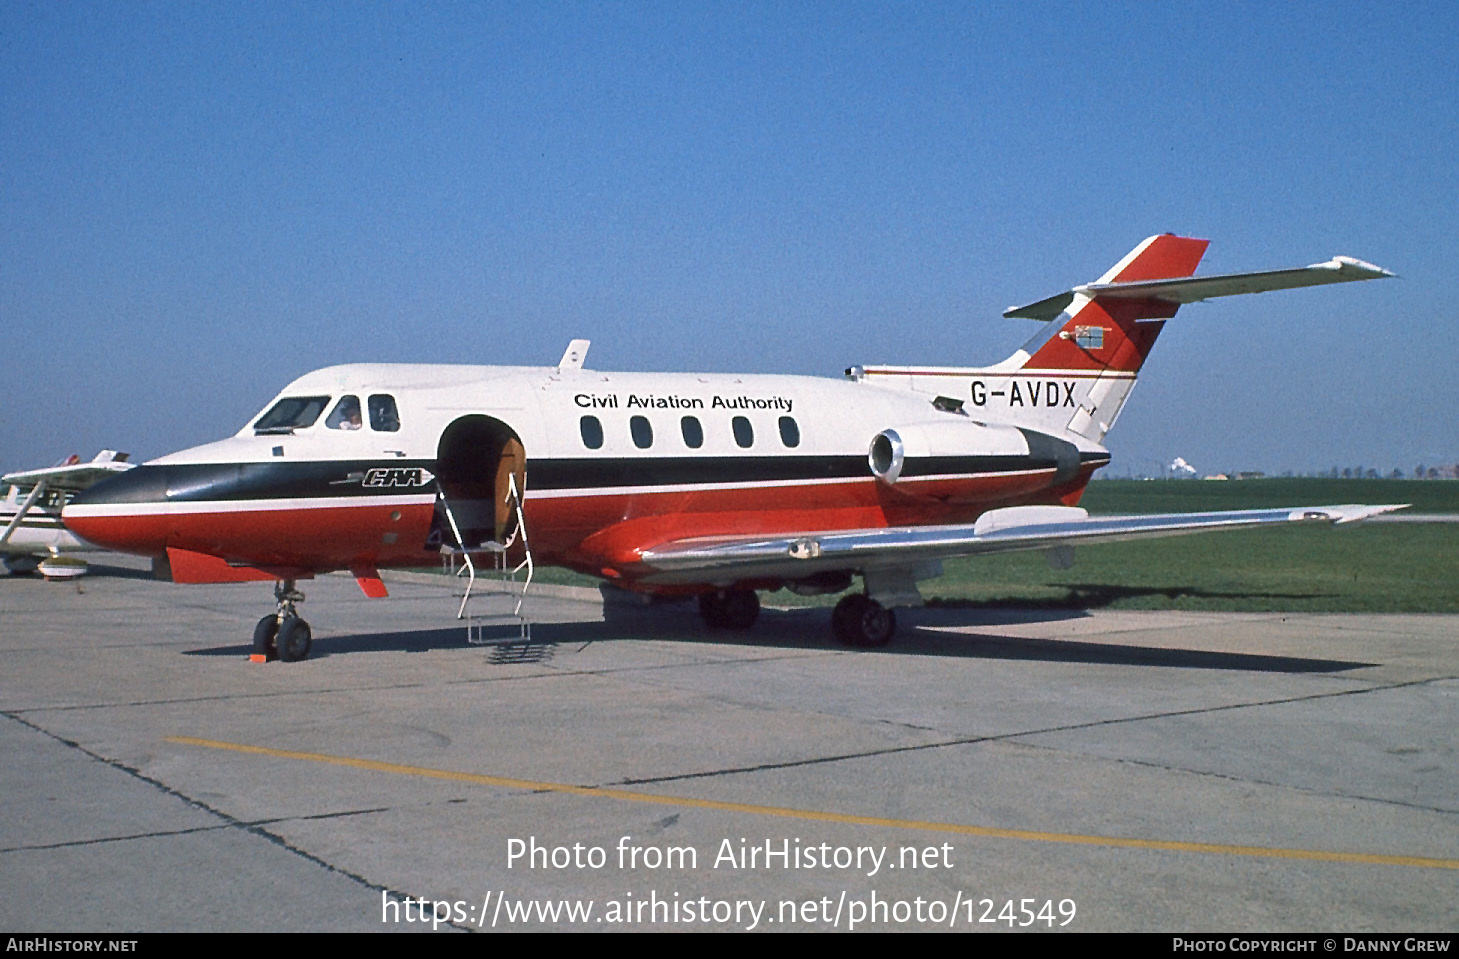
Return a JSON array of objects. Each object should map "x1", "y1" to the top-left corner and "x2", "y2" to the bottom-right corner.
[
  {"x1": 252, "y1": 614, "x2": 279, "y2": 661},
  {"x1": 277, "y1": 616, "x2": 313, "y2": 662},
  {"x1": 831, "y1": 594, "x2": 896, "y2": 647}
]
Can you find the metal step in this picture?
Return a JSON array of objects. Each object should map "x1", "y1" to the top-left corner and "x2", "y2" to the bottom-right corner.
[{"x1": 439, "y1": 473, "x2": 534, "y2": 645}]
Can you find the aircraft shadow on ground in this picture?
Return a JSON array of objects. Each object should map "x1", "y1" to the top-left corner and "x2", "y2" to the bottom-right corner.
[
  {"x1": 185, "y1": 601, "x2": 1373, "y2": 673},
  {"x1": 927, "y1": 582, "x2": 1340, "y2": 610}
]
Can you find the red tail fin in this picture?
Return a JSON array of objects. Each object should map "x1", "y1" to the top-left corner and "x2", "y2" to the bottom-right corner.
[{"x1": 1019, "y1": 235, "x2": 1209, "y2": 373}]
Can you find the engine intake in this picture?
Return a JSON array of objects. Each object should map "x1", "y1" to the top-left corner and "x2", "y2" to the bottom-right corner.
[{"x1": 867, "y1": 421, "x2": 1083, "y2": 488}]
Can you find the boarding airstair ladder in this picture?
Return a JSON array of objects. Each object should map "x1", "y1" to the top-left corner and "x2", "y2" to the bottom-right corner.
[{"x1": 439, "y1": 473, "x2": 533, "y2": 644}]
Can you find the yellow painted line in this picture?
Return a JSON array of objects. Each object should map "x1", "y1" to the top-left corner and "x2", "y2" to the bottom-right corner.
[{"x1": 166, "y1": 735, "x2": 1459, "y2": 871}]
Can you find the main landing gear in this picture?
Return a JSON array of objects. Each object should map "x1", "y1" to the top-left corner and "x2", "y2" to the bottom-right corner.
[
  {"x1": 831, "y1": 594, "x2": 896, "y2": 648},
  {"x1": 252, "y1": 580, "x2": 312, "y2": 663},
  {"x1": 696, "y1": 587, "x2": 897, "y2": 648},
  {"x1": 698, "y1": 588, "x2": 760, "y2": 630}
]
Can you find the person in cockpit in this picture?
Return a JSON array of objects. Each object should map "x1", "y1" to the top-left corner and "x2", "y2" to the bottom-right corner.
[{"x1": 327, "y1": 396, "x2": 363, "y2": 430}]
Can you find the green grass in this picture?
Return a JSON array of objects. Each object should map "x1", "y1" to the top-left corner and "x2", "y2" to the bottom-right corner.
[
  {"x1": 826, "y1": 480, "x2": 1458, "y2": 613},
  {"x1": 923, "y1": 524, "x2": 1458, "y2": 613},
  {"x1": 436, "y1": 480, "x2": 1459, "y2": 613},
  {"x1": 402, "y1": 562, "x2": 602, "y2": 589},
  {"x1": 1080, "y1": 478, "x2": 1459, "y2": 515},
  {"x1": 530, "y1": 566, "x2": 605, "y2": 588}
]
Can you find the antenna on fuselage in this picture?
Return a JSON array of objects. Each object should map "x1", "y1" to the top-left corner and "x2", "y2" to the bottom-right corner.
[{"x1": 558, "y1": 339, "x2": 591, "y2": 372}]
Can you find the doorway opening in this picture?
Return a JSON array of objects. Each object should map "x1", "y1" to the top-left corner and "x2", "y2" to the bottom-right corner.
[{"x1": 434, "y1": 415, "x2": 526, "y2": 548}]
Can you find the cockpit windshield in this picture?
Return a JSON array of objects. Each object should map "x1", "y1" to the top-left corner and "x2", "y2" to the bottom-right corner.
[
  {"x1": 253, "y1": 396, "x2": 331, "y2": 434},
  {"x1": 369, "y1": 394, "x2": 400, "y2": 432},
  {"x1": 325, "y1": 395, "x2": 363, "y2": 430}
]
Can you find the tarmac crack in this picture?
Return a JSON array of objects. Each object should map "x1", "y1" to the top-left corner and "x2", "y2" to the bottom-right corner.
[
  {"x1": 616, "y1": 674, "x2": 1457, "y2": 788},
  {"x1": 0, "y1": 710, "x2": 426, "y2": 918},
  {"x1": 1100, "y1": 751, "x2": 1459, "y2": 818},
  {"x1": 0, "y1": 807, "x2": 391, "y2": 854}
]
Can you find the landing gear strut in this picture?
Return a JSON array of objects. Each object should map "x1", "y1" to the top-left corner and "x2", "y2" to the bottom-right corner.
[
  {"x1": 251, "y1": 580, "x2": 312, "y2": 663},
  {"x1": 698, "y1": 589, "x2": 760, "y2": 630},
  {"x1": 831, "y1": 594, "x2": 896, "y2": 648}
]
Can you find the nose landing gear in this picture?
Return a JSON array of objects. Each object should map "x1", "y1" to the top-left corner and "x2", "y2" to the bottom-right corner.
[{"x1": 251, "y1": 580, "x2": 312, "y2": 663}]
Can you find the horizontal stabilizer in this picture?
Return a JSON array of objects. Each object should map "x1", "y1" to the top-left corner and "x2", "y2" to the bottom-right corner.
[{"x1": 1005, "y1": 256, "x2": 1393, "y2": 322}]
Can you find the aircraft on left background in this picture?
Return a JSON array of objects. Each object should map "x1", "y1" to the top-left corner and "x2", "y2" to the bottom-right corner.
[{"x1": 2, "y1": 451, "x2": 134, "y2": 579}]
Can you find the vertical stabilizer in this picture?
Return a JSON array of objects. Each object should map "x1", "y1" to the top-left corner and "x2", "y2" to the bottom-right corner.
[
  {"x1": 859, "y1": 235, "x2": 1209, "y2": 443},
  {"x1": 855, "y1": 236, "x2": 1387, "y2": 444},
  {"x1": 1016, "y1": 234, "x2": 1210, "y2": 376}
]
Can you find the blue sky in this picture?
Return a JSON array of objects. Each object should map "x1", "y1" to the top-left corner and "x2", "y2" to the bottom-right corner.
[{"x1": 3, "y1": 2, "x2": 1455, "y2": 477}]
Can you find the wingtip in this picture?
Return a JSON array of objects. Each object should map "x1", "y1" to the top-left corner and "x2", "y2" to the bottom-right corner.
[
  {"x1": 1318, "y1": 256, "x2": 1396, "y2": 279},
  {"x1": 1330, "y1": 504, "x2": 1409, "y2": 525}
]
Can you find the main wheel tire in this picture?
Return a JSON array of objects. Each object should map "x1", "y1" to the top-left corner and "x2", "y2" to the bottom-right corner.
[
  {"x1": 252, "y1": 614, "x2": 279, "y2": 660},
  {"x1": 698, "y1": 592, "x2": 726, "y2": 627},
  {"x1": 832, "y1": 595, "x2": 896, "y2": 647},
  {"x1": 831, "y1": 594, "x2": 867, "y2": 644},
  {"x1": 698, "y1": 589, "x2": 759, "y2": 630},
  {"x1": 718, "y1": 589, "x2": 759, "y2": 630},
  {"x1": 277, "y1": 616, "x2": 312, "y2": 662}
]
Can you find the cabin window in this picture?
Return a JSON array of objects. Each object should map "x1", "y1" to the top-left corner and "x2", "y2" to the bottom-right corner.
[
  {"x1": 325, "y1": 395, "x2": 364, "y2": 430},
  {"x1": 368, "y1": 394, "x2": 400, "y2": 432},
  {"x1": 778, "y1": 416, "x2": 800, "y2": 448},
  {"x1": 630, "y1": 415, "x2": 653, "y2": 449},
  {"x1": 680, "y1": 415, "x2": 704, "y2": 449},
  {"x1": 253, "y1": 396, "x2": 330, "y2": 434},
  {"x1": 580, "y1": 415, "x2": 604, "y2": 449},
  {"x1": 732, "y1": 416, "x2": 753, "y2": 448}
]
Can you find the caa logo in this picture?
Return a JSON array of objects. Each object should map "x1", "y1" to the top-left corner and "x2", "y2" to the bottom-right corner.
[{"x1": 360, "y1": 467, "x2": 436, "y2": 488}]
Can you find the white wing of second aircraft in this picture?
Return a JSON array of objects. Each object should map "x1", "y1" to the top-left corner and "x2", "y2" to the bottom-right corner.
[
  {"x1": 636, "y1": 503, "x2": 1407, "y2": 586},
  {"x1": 2, "y1": 451, "x2": 136, "y2": 568},
  {"x1": 2, "y1": 450, "x2": 135, "y2": 493}
]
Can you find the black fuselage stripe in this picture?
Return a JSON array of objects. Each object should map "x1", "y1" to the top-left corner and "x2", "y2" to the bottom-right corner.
[{"x1": 71, "y1": 452, "x2": 1111, "y2": 505}]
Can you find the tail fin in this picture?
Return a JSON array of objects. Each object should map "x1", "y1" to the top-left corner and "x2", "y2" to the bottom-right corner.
[
  {"x1": 857, "y1": 235, "x2": 1390, "y2": 444},
  {"x1": 1008, "y1": 234, "x2": 1209, "y2": 375}
]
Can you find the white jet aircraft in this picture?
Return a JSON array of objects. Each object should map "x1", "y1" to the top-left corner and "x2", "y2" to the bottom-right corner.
[{"x1": 64, "y1": 235, "x2": 1399, "y2": 660}]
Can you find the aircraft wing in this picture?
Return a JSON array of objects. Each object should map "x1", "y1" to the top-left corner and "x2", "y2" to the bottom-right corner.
[
  {"x1": 2, "y1": 453, "x2": 134, "y2": 493},
  {"x1": 637, "y1": 503, "x2": 1406, "y2": 584},
  {"x1": 1005, "y1": 256, "x2": 1393, "y2": 322}
]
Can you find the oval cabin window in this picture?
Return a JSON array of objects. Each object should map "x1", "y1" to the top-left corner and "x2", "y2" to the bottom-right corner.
[
  {"x1": 630, "y1": 415, "x2": 654, "y2": 449},
  {"x1": 681, "y1": 415, "x2": 704, "y2": 449},
  {"x1": 580, "y1": 415, "x2": 604, "y2": 450},
  {"x1": 778, "y1": 416, "x2": 800, "y2": 448},
  {"x1": 732, "y1": 416, "x2": 753, "y2": 448}
]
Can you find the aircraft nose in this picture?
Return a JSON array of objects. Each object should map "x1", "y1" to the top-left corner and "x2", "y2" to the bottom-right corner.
[{"x1": 63, "y1": 466, "x2": 172, "y2": 555}]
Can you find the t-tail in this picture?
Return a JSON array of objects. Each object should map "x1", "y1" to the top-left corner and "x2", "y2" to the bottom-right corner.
[{"x1": 855, "y1": 234, "x2": 1391, "y2": 444}]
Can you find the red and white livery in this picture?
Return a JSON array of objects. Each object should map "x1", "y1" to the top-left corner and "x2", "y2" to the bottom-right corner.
[{"x1": 64, "y1": 236, "x2": 1398, "y2": 660}]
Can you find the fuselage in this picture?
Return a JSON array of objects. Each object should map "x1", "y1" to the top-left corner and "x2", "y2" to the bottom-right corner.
[{"x1": 64, "y1": 362, "x2": 1110, "y2": 592}]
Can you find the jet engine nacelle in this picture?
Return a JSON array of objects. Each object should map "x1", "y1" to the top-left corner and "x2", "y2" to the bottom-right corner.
[{"x1": 868, "y1": 420, "x2": 1082, "y2": 488}]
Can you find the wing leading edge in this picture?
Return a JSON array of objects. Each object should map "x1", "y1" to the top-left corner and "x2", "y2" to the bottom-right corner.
[{"x1": 637, "y1": 503, "x2": 1407, "y2": 585}]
